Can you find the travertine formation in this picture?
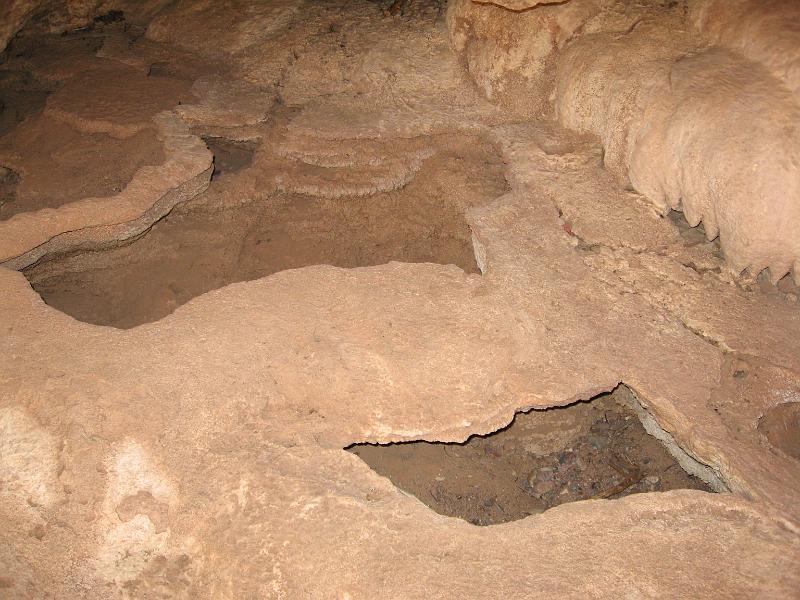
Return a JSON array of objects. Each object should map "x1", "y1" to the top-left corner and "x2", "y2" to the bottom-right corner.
[
  {"x1": 0, "y1": 1, "x2": 799, "y2": 598},
  {"x1": 446, "y1": 0, "x2": 604, "y2": 117},
  {"x1": 449, "y1": 0, "x2": 800, "y2": 282},
  {"x1": 690, "y1": 0, "x2": 800, "y2": 96}
]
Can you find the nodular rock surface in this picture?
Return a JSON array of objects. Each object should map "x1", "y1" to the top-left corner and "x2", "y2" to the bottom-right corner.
[
  {"x1": 1, "y1": 0, "x2": 799, "y2": 598},
  {"x1": 449, "y1": 0, "x2": 800, "y2": 283}
]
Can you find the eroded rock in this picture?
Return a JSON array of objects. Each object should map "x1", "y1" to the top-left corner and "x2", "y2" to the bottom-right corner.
[
  {"x1": 449, "y1": 0, "x2": 800, "y2": 282},
  {"x1": 690, "y1": 0, "x2": 800, "y2": 96},
  {"x1": 1, "y1": 1, "x2": 799, "y2": 598}
]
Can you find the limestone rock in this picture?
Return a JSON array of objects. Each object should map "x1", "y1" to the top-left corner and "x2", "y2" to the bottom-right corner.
[
  {"x1": 449, "y1": 0, "x2": 800, "y2": 281},
  {"x1": 690, "y1": 0, "x2": 800, "y2": 96},
  {"x1": 1, "y1": 1, "x2": 799, "y2": 597},
  {"x1": 446, "y1": 0, "x2": 607, "y2": 117},
  {"x1": 555, "y1": 25, "x2": 800, "y2": 282}
]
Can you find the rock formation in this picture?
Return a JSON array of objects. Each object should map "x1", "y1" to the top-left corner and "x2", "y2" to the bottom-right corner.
[
  {"x1": 1, "y1": 0, "x2": 799, "y2": 597},
  {"x1": 449, "y1": 0, "x2": 800, "y2": 282}
]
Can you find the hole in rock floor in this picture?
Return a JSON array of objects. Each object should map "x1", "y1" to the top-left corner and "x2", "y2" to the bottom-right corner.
[
  {"x1": 24, "y1": 134, "x2": 507, "y2": 328},
  {"x1": 203, "y1": 136, "x2": 258, "y2": 180},
  {"x1": 347, "y1": 386, "x2": 715, "y2": 526}
]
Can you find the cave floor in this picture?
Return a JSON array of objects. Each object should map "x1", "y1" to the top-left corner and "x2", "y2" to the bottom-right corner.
[{"x1": 0, "y1": 1, "x2": 799, "y2": 598}]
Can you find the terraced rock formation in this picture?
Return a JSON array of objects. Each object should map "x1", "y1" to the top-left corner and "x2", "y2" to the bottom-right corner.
[{"x1": 0, "y1": 1, "x2": 798, "y2": 598}]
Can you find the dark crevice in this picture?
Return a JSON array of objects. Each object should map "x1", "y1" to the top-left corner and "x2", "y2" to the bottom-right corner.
[
  {"x1": 202, "y1": 137, "x2": 258, "y2": 180},
  {"x1": 347, "y1": 385, "x2": 718, "y2": 526}
]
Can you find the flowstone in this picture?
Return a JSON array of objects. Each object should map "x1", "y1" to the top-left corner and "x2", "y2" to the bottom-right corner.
[{"x1": 0, "y1": 1, "x2": 798, "y2": 598}]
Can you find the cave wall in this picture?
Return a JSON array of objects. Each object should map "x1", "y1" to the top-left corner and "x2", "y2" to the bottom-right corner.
[
  {"x1": 5, "y1": 0, "x2": 799, "y2": 281},
  {"x1": 690, "y1": 0, "x2": 800, "y2": 96},
  {"x1": 445, "y1": 0, "x2": 609, "y2": 118},
  {"x1": 448, "y1": 0, "x2": 800, "y2": 282},
  {"x1": 0, "y1": 0, "x2": 170, "y2": 52}
]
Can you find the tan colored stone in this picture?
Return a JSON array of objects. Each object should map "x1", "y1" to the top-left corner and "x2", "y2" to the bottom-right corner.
[
  {"x1": 690, "y1": 0, "x2": 800, "y2": 96},
  {"x1": 0, "y1": 112, "x2": 211, "y2": 270},
  {"x1": 446, "y1": 0, "x2": 607, "y2": 117},
  {"x1": 1, "y1": 1, "x2": 799, "y2": 597},
  {"x1": 45, "y1": 60, "x2": 192, "y2": 138},
  {"x1": 555, "y1": 26, "x2": 800, "y2": 282}
]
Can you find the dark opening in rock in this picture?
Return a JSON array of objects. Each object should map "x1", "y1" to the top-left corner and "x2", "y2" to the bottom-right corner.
[
  {"x1": 24, "y1": 135, "x2": 506, "y2": 328},
  {"x1": 758, "y1": 402, "x2": 800, "y2": 461},
  {"x1": 93, "y1": 10, "x2": 125, "y2": 25},
  {"x1": 346, "y1": 386, "x2": 718, "y2": 526},
  {"x1": 0, "y1": 166, "x2": 20, "y2": 211},
  {"x1": 667, "y1": 209, "x2": 721, "y2": 250},
  {"x1": 0, "y1": 70, "x2": 52, "y2": 137},
  {"x1": 202, "y1": 136, "x2": 258, "y2": 179}
]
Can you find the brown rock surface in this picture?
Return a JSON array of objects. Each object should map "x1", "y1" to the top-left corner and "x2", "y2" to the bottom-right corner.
[
  {"x1": 44, "y1": 60, "x2": 192, "y2": 137},
  {"x1": 0, "y1": 0, "x2": 40, "y2": 55},
  {"x1": 0, "y1": 1, "x2": 799, "y2": 598},
  {"x1": 0, "y1": 0, "x2": 174, "y2": 54},
  {"x1": 0, "y1": 116, "x2": 164, "y2": 219},
  {"x1": 0, "y1": 110, "x2": 211, "y2": 270},
  {"x1": 0, "y1": 22, "x2": 212, "y2": 270}
]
